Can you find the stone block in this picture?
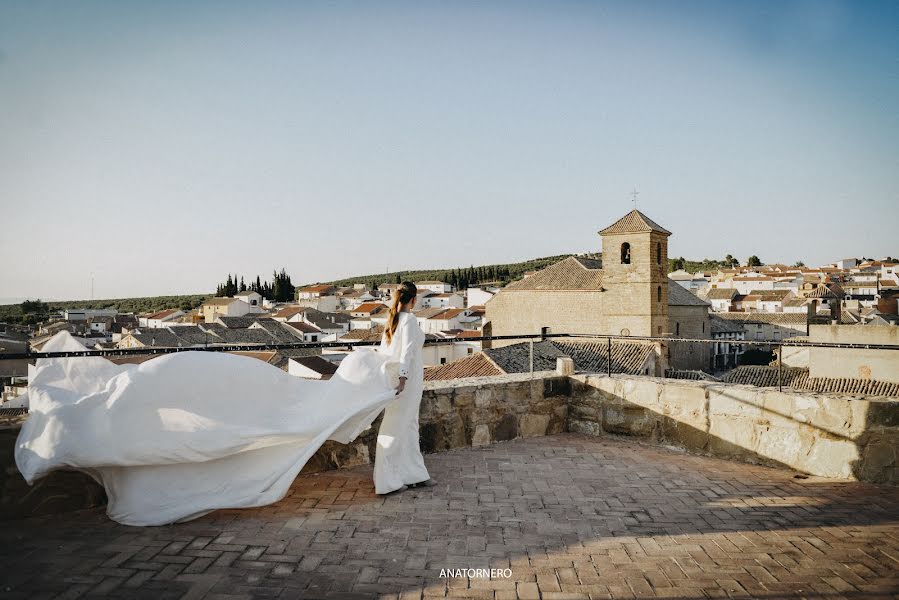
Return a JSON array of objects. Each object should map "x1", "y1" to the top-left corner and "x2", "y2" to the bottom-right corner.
[
  {"x1": 752, "y1": 423, "x2": 802, "y2": 467},
  {"x1": 568, "y1": 420, "x2": 602, "y2": 437},
  {"x1": 801, "y1": 435, "x2": 859, "y2": 479},
  {"x1": 708, "y1": 417, "x2": 758, "y2": 459},
  {"x1": 474, "y1": 387, "x2": 494, "y2": 408},
  {"x1": 493, "y1": 413, "x2": 518, "y2": 441},
  {"x1": 519, "y1": 414, "x2": 550, "y2": 438},
  {"x1": 660, "y1": 418, "x2": 709, "y2": 452},
  {"x1": 855, "y1": 431, "x2": 899, "y2": 483},
  {"x1": 709, "y1": 386, "x2": 763, "y2": 419},
  {"x1": 658, "y1": 382, "x2": 707, "y2": 426},
  {"x1": 614, "y1": 377, "x2": 661, "y2": 410},
  {"x1": 602, "y1": 405, "x2": 654, "y2": 436},
  {"x1": 452, "y1": 387, "x2": 476, "y2": 408},
  {"x1": 472, "y1": 424, "x2": 491, "y2": 447}
]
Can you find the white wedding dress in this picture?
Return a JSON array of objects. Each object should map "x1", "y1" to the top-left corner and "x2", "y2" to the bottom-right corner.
[
  {"x1": 373, "y1": 312, "x2": 430, "y2": 493},
  {"x1": 14, "y1": 317, "x2": 427, "y2": 527}
]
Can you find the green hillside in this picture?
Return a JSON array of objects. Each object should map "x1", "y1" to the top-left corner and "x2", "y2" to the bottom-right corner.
[
  {"x1": 2, "y1": 252, "x2": 741, "y2": 325},
  {"x1": 320, "y1": 254, "x2": 588, "y2": 290},
  {"x1": 0, "y1": 295, "x2": 210, "y2": 325}
]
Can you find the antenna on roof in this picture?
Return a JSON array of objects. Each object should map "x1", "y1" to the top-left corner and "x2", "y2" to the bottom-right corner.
[{"x1": 630, "y1": 187, "x2": 639, "y2": 209}]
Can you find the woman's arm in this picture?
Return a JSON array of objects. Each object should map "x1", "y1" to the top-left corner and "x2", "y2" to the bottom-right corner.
[{"x1": 395, "y1": 318, "x2": 417, "y2": 394}]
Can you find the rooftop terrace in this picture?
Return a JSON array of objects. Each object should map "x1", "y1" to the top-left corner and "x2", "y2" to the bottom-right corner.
[{"x1": 2, "y1": 432, "x2": 898, "y2": 599}]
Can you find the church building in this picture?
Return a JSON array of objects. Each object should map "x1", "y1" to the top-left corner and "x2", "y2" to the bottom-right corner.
[{"x1": 483, "y1": 209, "x2": 711, "y2": 370}]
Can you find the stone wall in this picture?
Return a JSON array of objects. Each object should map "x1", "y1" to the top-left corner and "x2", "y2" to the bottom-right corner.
[
  {"x1": 0, "y1": 423, "x2": 106, "y2": 520},
  {"x1": 3, "y1": 370, "x2": 896, "y2": 520},
  {"x1": 302, "y1": 372, "x2": 570, "y2": 474},
  {"x1": 808, "y1": 324, "x2": 899, "y2": 383},
  {"x1": 569, "y1": 374, "x2": 899, "y2": 484},
  {"x1": 485, "y1": 290, "x2": 609, "y2": 348},
  {"x1": 667, "y1": 305, "x2": 712, "y2": 371}
]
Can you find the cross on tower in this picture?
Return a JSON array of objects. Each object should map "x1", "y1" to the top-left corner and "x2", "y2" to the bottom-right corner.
[{"x1": 630, "y1": 187, "x2": 639, "y2": 209}]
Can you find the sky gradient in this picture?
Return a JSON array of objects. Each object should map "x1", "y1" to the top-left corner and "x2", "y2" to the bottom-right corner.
[{"x1": 1, "y1": 0, "x2": 897, "y2": 302}]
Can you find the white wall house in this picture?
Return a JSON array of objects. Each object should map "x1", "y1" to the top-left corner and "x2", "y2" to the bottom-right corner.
[
  {"x1": 416, "y1": 281, "x2": 454, "y2": 294},
  {"x1": 337, "y1": 291, "x2": 375, "y2": 310},
  {"x1": 418, "y1": 293, "x2": 465, "y2": 310},
  {"x1": 64, "y1": 308, "x2": 117, "y2": 321},
  {"x1": 283, "y1": 321, "x2": 324, "y2": 342},
  {"x1": 235, "y1": 291, "x2": 263, "y2": 308},
  {"x1": 201, "y1": 298, "x2": 251, "y2": 323},
  {"x1": 296, "y1": 295, "x2": 339, "y2": 312},
  {"x1": 296, "y1": 285, "x2": 336, "y2": 300},
  {"x1": 732, "y1": 276, "x2": 776, "y2": 295},
  {"x1": 832, "y1": 258, "x2": 857, "y2": 270},
  {"x1": 466, "y1": 287, "x2": 495, "y2": 307},
  {"x1": 416, "y1": 308, "x2": 470, "y2": 334},
  {"x1": 88, "y1": 317, "x2": 112, "y2": 334},
  {"x1": 142, "y1": 308, "x2": 185, "y2": 328}
]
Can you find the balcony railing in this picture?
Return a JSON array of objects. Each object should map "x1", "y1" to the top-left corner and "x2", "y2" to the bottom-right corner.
[{"x1": 2, "y1": 330, "x2": 897, "y2": 395}]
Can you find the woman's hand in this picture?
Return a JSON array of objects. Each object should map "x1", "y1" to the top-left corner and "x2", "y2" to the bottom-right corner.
[{"x1": 395, "y1": 376, "x2": 407, "y2": 396}]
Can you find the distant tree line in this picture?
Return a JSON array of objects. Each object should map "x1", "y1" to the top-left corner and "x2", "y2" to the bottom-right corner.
[
  {"x1": 326, "y1": 255, "x2": 574, "y2": 292},
  {"x1": 0, "y1": 295, "x2": 210, "y2": 325},
  {"x1": 215, "y1": 268, "x2": 295, "y2": 303},
  {"x1": 668, "y1": 254, "x2": 769, "y2": 272}
]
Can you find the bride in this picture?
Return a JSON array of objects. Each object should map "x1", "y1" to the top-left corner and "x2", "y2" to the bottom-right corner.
[{"x1": 15, "y1": 281, "x2": 434, "y2": 526}]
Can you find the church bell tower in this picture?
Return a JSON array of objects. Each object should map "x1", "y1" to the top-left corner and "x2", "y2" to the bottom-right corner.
[{"x1": 599, "y1": 209, "x2": 671, "y2": 337}]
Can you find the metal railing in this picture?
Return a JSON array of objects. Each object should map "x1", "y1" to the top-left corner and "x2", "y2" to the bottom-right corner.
[
  {"x1": 2, "y1": 330, "x2": 897, "y2": 395},
  {"x1": 4, "y1": 330, "x2": 899, "y2": 361}
]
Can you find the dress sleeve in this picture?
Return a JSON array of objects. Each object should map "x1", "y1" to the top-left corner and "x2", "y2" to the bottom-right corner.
[{"x1": 397, "y1": 318, "x2": 418, "y2": 378}]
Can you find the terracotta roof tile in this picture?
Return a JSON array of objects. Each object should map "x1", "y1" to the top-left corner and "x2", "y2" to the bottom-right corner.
[
  {"x1": 290, "y1": 355, "x2": 339, "y2": 376},
  {"x1": 352, "y1": 302, "x2": 387, "y2": 314},
  {"x1": 284, "y1": 322, "x2": 322, "y2": 334},
  {"x1": 504, "y1": 256, "x2": 605, "y2": 291},
  {"x1": 598, "y1": 209, "x2": 672, "y2": 236},
  {"x1": 722, "y1": 366, "x2": 899, "y2": 397},
  {"x1": 340, "y1": 326, "x2": 384, "y2": 342},
  {"x1": 424, "y1": 353, "x2": 503, "y2": 380},
  {"x1": 424, "y1": 339, "x2": 657, "y2": 381},
  {"x1": 714, "y1": 312, "x2": 808, "y2": 326},
  {"x1": 706, "y1": 288, "x2": 739, "y2": 300}
]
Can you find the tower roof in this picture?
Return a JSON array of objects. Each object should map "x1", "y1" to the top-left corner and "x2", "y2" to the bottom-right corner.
[{"x1": 598, "y1": 209, "x2": 671, "y2": 236}]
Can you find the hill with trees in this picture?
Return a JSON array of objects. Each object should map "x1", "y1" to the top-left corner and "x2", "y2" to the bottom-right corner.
[{"x1": 1, "y1": 252, "x2": 785, "y2": 325}]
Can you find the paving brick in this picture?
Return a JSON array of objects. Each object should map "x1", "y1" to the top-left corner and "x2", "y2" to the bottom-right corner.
[{"x1": 1, "y1": 433, "x2": 897, "y2": 599}]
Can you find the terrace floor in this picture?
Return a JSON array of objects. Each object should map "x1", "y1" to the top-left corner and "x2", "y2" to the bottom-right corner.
[{"x1": 2, "y1": 433, "x2": 898, "y2": 600}]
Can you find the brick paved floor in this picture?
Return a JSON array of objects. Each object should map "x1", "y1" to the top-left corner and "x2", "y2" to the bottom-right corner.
[{"x1": 2, "y1": 432, "x2": 898, "y2": 600}]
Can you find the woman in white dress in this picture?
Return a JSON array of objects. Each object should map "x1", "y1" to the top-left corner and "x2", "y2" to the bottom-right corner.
[
  {"x1": 373, "y1": 281, "x2": 435, "y2": 494},
  {"x1": 14, "y1": 282, "x2": 433, "y2": 526}
]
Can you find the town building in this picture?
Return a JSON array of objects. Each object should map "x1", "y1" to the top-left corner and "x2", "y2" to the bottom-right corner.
[{"x1": 484, "y1": 209, "x2": 711, "y2": 370}]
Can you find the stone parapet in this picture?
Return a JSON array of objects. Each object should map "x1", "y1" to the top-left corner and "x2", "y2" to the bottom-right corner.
[{"x1": 2, "y1": 370, "x2": 896, "y2": 519}]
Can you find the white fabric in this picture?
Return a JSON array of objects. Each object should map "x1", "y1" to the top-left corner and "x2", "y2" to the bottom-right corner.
[
  {"x1": 14, "y1": 324, "x2": 424, "y2": 526},
  {"x1": 373, "y1": 312, "x2": 430, "y2": 493}
]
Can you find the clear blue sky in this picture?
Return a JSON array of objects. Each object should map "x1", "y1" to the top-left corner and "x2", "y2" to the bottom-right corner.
[{"x1": 1, "y1": 0, "x2": 897, "y2": 301}]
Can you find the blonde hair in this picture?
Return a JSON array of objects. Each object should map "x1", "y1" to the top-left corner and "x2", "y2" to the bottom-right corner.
[{"x1": 385, "y1": 281, "x2": 417, "y2": 345}]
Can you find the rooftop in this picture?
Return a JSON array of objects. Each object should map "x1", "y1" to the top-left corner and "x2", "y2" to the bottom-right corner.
[
  {"x1": 598, "y1": 209, "x2": 672, "y2": 236},
  {"x1": 3, "y1": 432, "x2": 896, "y2": 598}
]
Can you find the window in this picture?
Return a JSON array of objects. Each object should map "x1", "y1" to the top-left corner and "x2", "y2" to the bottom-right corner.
[
  {"x1": 656, "y1": 242, "x2": 662, "y2": 265},
  {"x1": 675, "y1": 322, "x2": 680, "y2": 336},
  {"x1": 657, "y1": 286, "x2": 662, "y2": 302},
  {"x1": 657, "y1": 325, "x2": 662, "y2": 334},
  {"x1": 440, "y1": 357, "x2": 447, "y2": 364},
  {"x1": 467, "y1": 348, "x2": 473, "y2": 355},
  {"x1": 702, "y1": 322, "x2": 705, "y2": 333},
  {"x1": 621, "y1": 242, "x2": 631, "y2": 264}
]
